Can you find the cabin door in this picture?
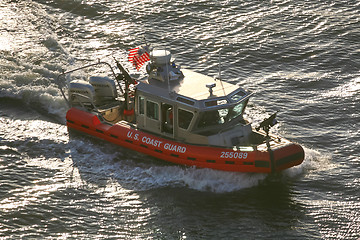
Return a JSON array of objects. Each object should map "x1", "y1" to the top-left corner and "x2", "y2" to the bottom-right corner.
[
  {"x1": 161, "y1": 103, "x2": 174, "y2": 136},
  {"x1": 144, "y1": 99, "x2": 161, "y2": 134}
]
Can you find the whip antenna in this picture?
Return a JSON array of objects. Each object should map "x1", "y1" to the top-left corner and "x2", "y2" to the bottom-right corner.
[{"x1": 216, "y1": 50, "x2": 226, "y2": 96}]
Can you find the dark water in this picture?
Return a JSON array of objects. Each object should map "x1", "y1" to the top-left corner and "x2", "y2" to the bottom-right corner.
[{"x1": 1, "y1": 0, "x2": 359, "y2": 239}]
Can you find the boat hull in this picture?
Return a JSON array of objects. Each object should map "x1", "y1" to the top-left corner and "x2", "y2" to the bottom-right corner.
[{"x1": 66, "y1": 108, "x2": 304, "y2": 173}]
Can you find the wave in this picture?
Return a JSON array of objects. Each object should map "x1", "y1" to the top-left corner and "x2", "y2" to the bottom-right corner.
[
  {"x1": 0, "y1": 1, "x2": 81, "y2": 121},
  {"x1": 283, "y1": 146, "x2": 333, "y2": 178},
  {"x1": 0, "y1": 4, "x2": 71, "y2": 120},
  {"x1": 20, "y1": 131, "x2": 327, "y2": 193},
  {"x1": 0, "y1": 0, "x2": 346, "y2": 195},
  {"x1": 1, "y1": 98, "x2": 325, "y2": 195},
  {"x1": 322, "y1": 76, "x2": 360, "y2": 99}
]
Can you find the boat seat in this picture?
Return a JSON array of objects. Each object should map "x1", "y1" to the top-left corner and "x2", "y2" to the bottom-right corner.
[
  {"x1": 97, "y1": 101, "x2": 125, "y2": 123},
  {"x1": 96, "y1": 100, "x2": 122, "y2": 111}
]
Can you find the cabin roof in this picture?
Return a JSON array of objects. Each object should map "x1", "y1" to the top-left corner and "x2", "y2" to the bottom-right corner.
[
  {"x1": 176, "y1": 69, "x2": 239, "y2": 100},
  {"x1": 137, "y1": 68, "x2": 241, "y2": 102}
]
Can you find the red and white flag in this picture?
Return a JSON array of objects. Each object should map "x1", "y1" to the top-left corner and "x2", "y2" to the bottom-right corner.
[{"x1": 128, "y1": 46, "x2": 150, "y2": 70}]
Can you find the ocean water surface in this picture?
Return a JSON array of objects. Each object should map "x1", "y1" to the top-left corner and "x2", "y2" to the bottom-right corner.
[{"x1": 0, "y1": 0, "x2": 359, "y2": 239}]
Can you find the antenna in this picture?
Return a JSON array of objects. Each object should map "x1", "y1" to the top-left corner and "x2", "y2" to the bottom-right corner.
[
  {"x1": 218, "y1": 51, "x2": 221, "y2": 80},
  {"x1": 216, "y1": 50, "x2": 226, "y2": 96},
  {"x1": 166, "y1": 48, "x2": 171, "y2": 94}
]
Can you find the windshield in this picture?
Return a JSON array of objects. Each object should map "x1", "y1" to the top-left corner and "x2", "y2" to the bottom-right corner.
[{"x1": 196, "y1": 100, "x2": 248, "y2": 129}]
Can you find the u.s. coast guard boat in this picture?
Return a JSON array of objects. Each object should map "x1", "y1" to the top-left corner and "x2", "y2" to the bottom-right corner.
[{"x1": 56, "y1": 47, "x2": 304, "y2": 173}]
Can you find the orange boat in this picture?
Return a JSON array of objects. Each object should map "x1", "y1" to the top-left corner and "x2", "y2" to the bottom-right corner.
[{"x1": 57, "y1": 47, "x2": 304, "y2": 173}]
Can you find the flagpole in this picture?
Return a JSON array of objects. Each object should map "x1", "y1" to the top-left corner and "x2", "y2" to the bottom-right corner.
[{"x1": 144, "y1": 35, "x2": 148, "y2": 48}]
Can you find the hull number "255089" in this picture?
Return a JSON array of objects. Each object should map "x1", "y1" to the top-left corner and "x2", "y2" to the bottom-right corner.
[{"x1": 220, "y1": 152, "x2": 248, "y2": 159}]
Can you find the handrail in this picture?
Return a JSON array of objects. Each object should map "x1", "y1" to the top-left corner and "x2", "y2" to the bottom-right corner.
[
  {"x1": 55, "y1": 60, "x2": 124, "y2": 107},
  {"x1": 68, "y1": 92, "x2": 99, "y2": 112}
]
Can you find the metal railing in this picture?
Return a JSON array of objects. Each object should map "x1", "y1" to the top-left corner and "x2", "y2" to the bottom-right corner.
[{"x1": 55, "y1": 60, "x2": 123, "y2": 107}]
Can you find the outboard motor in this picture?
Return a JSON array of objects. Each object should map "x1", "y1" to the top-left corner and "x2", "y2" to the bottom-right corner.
[
  {"x1": 68, "y1": 80, "x2": 95, "y2": 108},
  {"x1": 89, "y1": 76, "x2": 117, "y2": 105}
]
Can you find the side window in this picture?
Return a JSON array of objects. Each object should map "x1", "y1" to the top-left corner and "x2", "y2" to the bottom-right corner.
[
  {"x1": 178, "y1": 109, "x2": 194, "y2": 130},
  {"x1": 138, "y1": 96, "x2": 145, "y2": 115},
  {"x1": 146, "y1": 100, "x2": 159, "y2": 120}
]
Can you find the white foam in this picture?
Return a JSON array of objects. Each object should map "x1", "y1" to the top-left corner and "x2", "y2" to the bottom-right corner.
[
  {"x1": 6, "y1": 114, "x2": 331, "y2": 194},
  {"x1": 65, "y1": 141, "x2": 269, "y2": 193},
  {"x1": 177, "y1": 168, "x2": 268, "y2": 193},
  {"x1": 323, "y1": 77, "x2": 360, "y2": 98},
  {"x1": 283, "y1": 146, "x2": 333, "y2": 179}
]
